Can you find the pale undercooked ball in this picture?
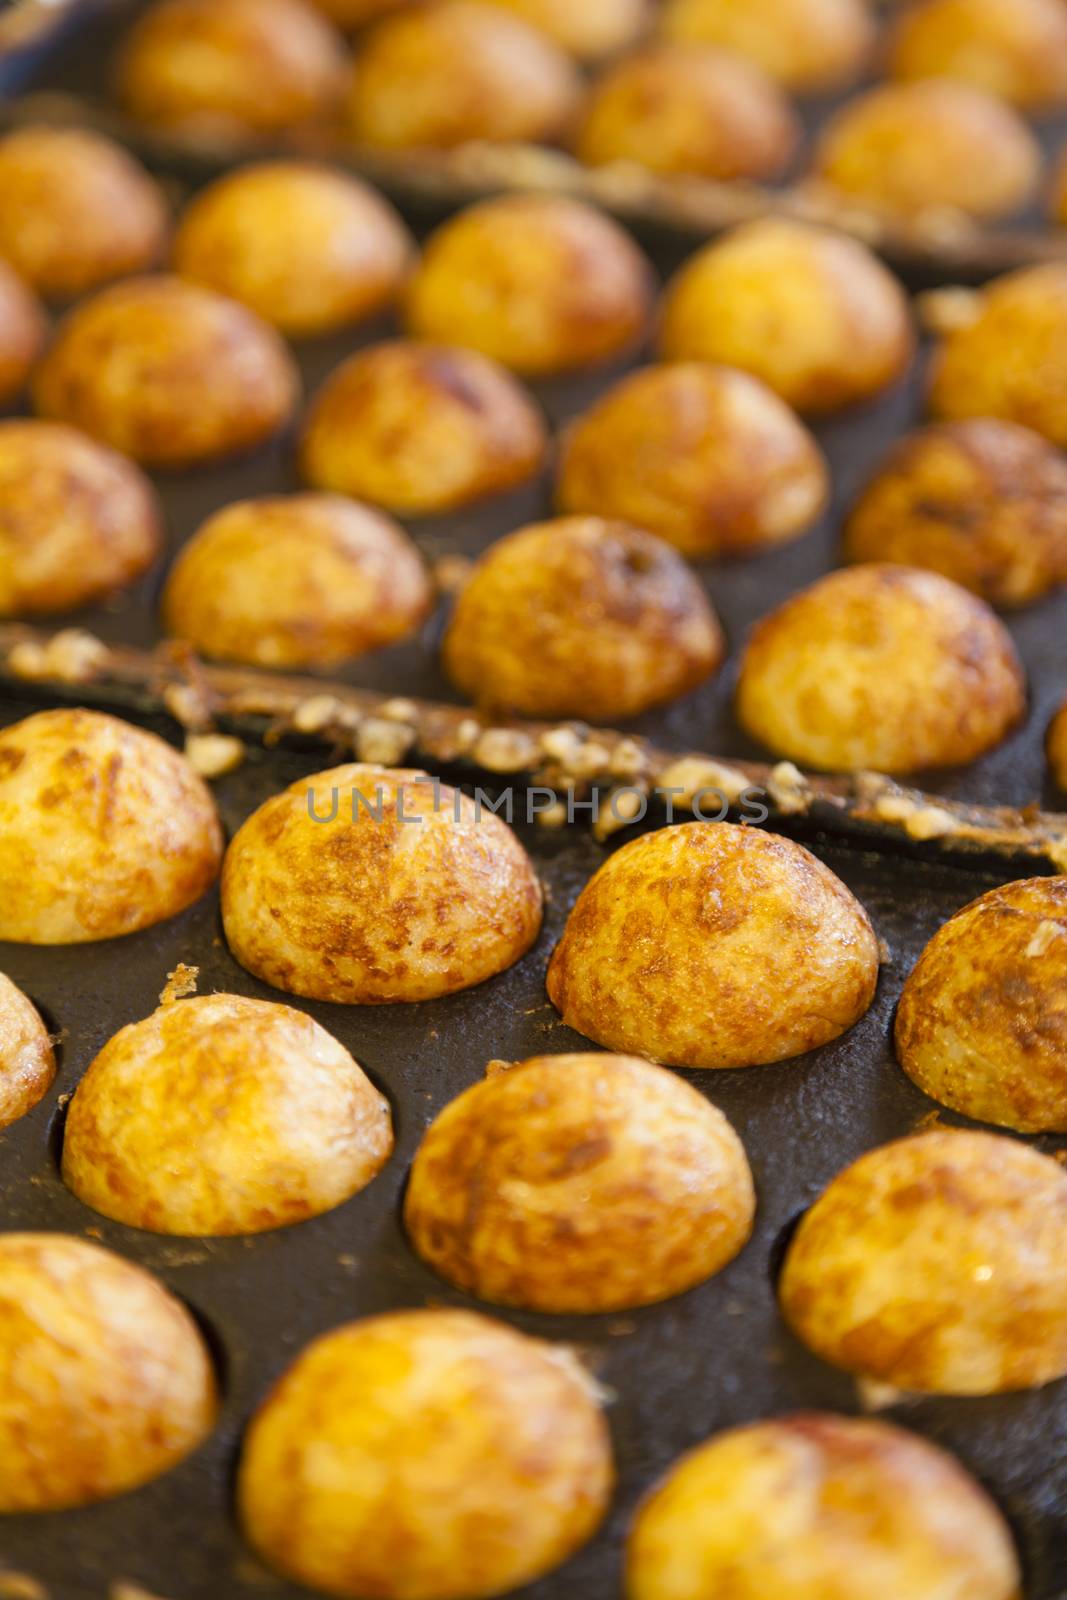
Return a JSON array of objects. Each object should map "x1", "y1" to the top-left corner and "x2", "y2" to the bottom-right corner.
[
  {"x1": 405, "y1": 194, "x2": 653, "y2": 376},
  {"x1": 63, "y1": 993, "x2": 393, "y2": 1234},
  {"x1": 780, "y1": 1128, "x2": 1067, "y2": 1394},
  {"x1": 299, "y1": 340, "x2": 546, "y2": 513},
  {"x1": 659, "y1": 0, "x2": 875, "y2": 94},
  {"x1": 0, "y1": 973, "x2": 55, "y2": 1130},
  {"x1": 33, "y1": 275, "x2": 299, "y2": 468},
  {"x1": 239, "y1": 1308, "x2": 612, "y2": 1600},
  {"x1": 173, "y1": 161, "x2": 411, "y2": 336},
  {"x1": 576, "y1": 42, "x2": 799, "y2": 181},
  {"x1": 405, "y1": 1053, "x2": 754, "y2": 1313},
  {"x1": 489, "y1": 0, "x2": 650, "y2": 59},
  {"x1": 347, "y1": 1, "x2": 581, "y2": 150},
  {"x1": 895, "y1": 877, "x2": 1067, "y2": 1133},
  {"x1": 0, "y1": 257, "x2": 46, "y2": 408},
  {"x1": 162, "y1": 493, "x2": 431, "y2": 668},
  {"x1": 0, "y1": 708, "x2": 223, "y2": 944},
  {"x1": 659, "y1": 219, "x2": 914, "y2": 416},
  {"x1": 736, "y1": 564, "x2": 1026, "y2": 773},
  {"x1": 0, "y1": 1233, "x2": 217, "y2": 1510},
  {"x1": 222, "y1": 763, "x2": 543, "y2": 1002},
  {"x1": 811, "y1": 80, "x2": 1041, "y2": 223},
  {"x1": 1050, "y1": 698, "x2": 1067, "y2": 790},
  {"x1": 889, "y1": 0, "x2": 1067, "y2": 111},
  {"x1": 0, "y1": 126, "x2": 168, "y2": 299},
  {"x1": 0, "y1": 419, "x2": 162, "y2": 616},
  {"x1": 547, "y1": 822, "x2": 879, "y2": 1069},
  {"x1": 557, "y1": 363, "x2": 828, "y2": 558},
  {"x1": 844, "y1": 419, "x2": 1067, "y2": 607},
  {"x1": 115, "y1": 0, "x2": 347, "y2": 138},
  {"x1": 626, "y1": 1413, "x2": 1021, "y2": 1600},
  {"x1": 442, "y1": 516, "x2": 724, "y2": 720}
]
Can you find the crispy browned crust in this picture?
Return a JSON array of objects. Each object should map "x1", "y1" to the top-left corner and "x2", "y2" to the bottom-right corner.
[{"x1": 0, "y1": 972, "x2": 55, "y2": 1130}]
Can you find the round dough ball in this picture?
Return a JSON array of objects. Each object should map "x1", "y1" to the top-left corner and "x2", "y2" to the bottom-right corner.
[
  {"x1": 0, "y1": 973, "x2": 55, "y2": 1130},
  {"x1": 1050, "y1": 698, "x2": 1067, "y2": 790},
  {"x1": 405, "y1": 194, "x2": 653, "y2": 376},
  {"x1": 547, "y1": 822, "x2": 879, "y2": 1069},
  {"x1": 173, "y1": 161, "x2": 411, "y2": 336},
  {"x1": 736, "y1": 564, "x2": 1026, "y2": 773},
  {"x1": 0, "y1": 258, "x2": 46, "y2": 408},
  {"x1": 442, "y1": 516, "x2": 724, "y2": 720},
  {"x1": 63, "y1": 993, "x2": 394, "y2": 1234},
  {"x1": 626, "y1": 1413, "x2": 1021, "y2": 1600},
  {"x1": 347, "y1": 1, "x2": 581, "y2": 150},
  {"x1": 659, "y1": 220, "x2": 914, "y2": 416},
  {"x1": 161, "y1": 493, "x2": 431, "y2": 668},
  {"x1": 844, "y1": 419, "x2": 1067, "y2": 607},
  {"x1": 222, "y1": 763, "x2": 543, "y2": 1003},
  {"x1": 659, "y1": 0, "x2": 875, "y2": 94},
  {"x1": 811, "y1": 80, "x2": 1040, "y2": 223},
  {"x1": 557, "y1": 363, "x2": 828, "y2": 558},
  {"x1": 889, "y1": 0, "x2": 1067, "y2": 111},
  {"x1": 0, "y1": 419, "x2": 162, "y2": 616},
  {"x1": 238, "y1": 1308, "x2": 612, "y2": 1600},
  {"x1": 33, "y1": 275, "x2": 299, "y2": 468},
  {"x1": 576, "y1": 42, "x2": 799, "y2": 180},
  {"x1": 405, "y1": 1053, "x2": 754, "y2": 1313},
  {"x1": 486, "y1": 0, "x2": 650, "y2": 59},
  {"x1": 0, "y1": 708, "x2": 223, "y2": 944},
  {"x1": 115, "y1": 0, "x2": 347, "y2": 138},
  {"x1": 895, "y1": 877, "x2": 1067, "y2": 1133},
  {"x1": 299, "y1": 340, "x2": 546, "y2": 514},
  {"x1": 0, "y1": 1233, "x2": 217, "y2": 1510},
  {"x1": 780, "y1": 1129, "x2": 1067, "y2": 1394}
]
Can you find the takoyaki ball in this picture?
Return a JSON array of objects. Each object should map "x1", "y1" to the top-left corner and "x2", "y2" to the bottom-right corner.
[
  {"x1": 0, "y1": 973, "x2": 56, "y2": 1130},
  {"x1": 115, "y1": 0, "x2": 347, "y2": 139},
  {"x1": 659, "y1": 0, "x2": 875, "y2": 95},
  {"x1": 576, "y1": 42, "x2": 799, "y2": 181},
  {"x1": 347, "y1": 2, "x2": 581, "y2": 151},
  {"x1": 659, "y1": 220, "x2": 914, "y2": 416},
  {"x1": 626, "y1": 1414, "x2": 1021, "y2": 1600},
  {"x1": 0, "y1": 258, "x2": 46, "y2": 408},
  {"x1": 811, "y1": 80, "x2": 1041, "y2": 224},
  {"x1": 33, "y1": 276, "x2": 299, "y2": 468},
  {"x1": 736, "y1": 565, "x2": 1026, "y2": 773},
  {"x1": 488, "y1": 0, "x2": 650, "y2": 60},
  {"x1": 557, "y1": 364, "x2": 828, "y2": 558},
  {"x1": 0, "y1": 708, "x2": 223, "y2": 945},
  {"x1": 889, "y1": 0, "x2": 1067, "y2": 111},
  {"x1": 161, "y1": 493, "x2": 431, "y2": 668},
  {"x1": 63, "y1": 993, "x2": 393, "y2": 1234},
  {"x1": 173, "y1": 162, "x2": 411, "y2": 337},
  {"x1": 238, "y1": 1309, "x2": 612, "y2": 1600},
  {"x1": 0, "y1": 1233, "x2": 217, "y2": 1511},
  {"x1": 780, "y1": 1129, "x2": 1067, "y2": 1394},
  {"x1": 405, "y1": 195, "x2": 653, "y2": 377},
  {"x1": 895, "y1": 878, "x2": 1067, "y2": 1134},
  {"x1": 547, "y1": 822, "x2": 879, "y2": 1070},
  {"x1": 405, "y1": 1053, "x2": 754, "y2": 1313},
  {"x1": 845, "y1": 420, "x2": 1067, "y2": 608},
  {"x1": 442, "y1": 517, "x2": 724, "y2": 720},
  {"x1": 222, "y1": 764, "x2": 543, "y2": 1003},
  {"x1": 0, "y1": 420, "x2": 162, "y2": 616},
  {"x1": 1050, "y1": 698, "x2": 1067, "y2": 790},
  {"x1": 299, "y1": 341, "x2": 546, "y2": 514}
]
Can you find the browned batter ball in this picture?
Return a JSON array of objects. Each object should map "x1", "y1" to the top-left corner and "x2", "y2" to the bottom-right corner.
[
  {"x1": 780, "y1": 1129, "x2": 1067, "y2": 1394},
  {"x1": 299, "y1": 340, "x2": 546, "y2": 514},
  {"x1": 889, "y1": 0, "x2": 1067, "y2": 111},
  {"x1": 161, "y1": 493, "x2": 431, "y2": 668},
  {"x1": 1050, "y1": 697, "x2": 1067, "y2": 790},
  {"x1": 659, "y1": 219, "x2": 914, "y2": 416},
  {"x1": 547, "y1": 822, "x2": 880, "y2": 1069},
  {"x1": 736, "y1": 564, "x2": 1026, "y2": 774},
  {"x1": 405, "y1": 1053, "x2": 754, "y2": 1313},
  {"x1": 490, "y1": 0, "x2": 651, "y2": 59},
  {"x1": 33, "y1": 275, "x2": 299, "y2": 468},
  {"x1": 576, "y1": 42, "x2": 799, "y2": 181},
  {"x1": 0, "y1": 419, "x2": 162, "y2": 616},
  {"x1": 347, "y1": 1, "x2": 581, "y2": 150},
  {"x1": 557, "y1": 363, "x2": 828, "y2": 558},
  {"x1": 0, "y1": 973, "x2": 55, "y2": 1130},
  {"x1": 0, "y1": 708, "x2": 223, "y2": 944},
  {"x1": 0, "y1": 1233, "x2": 217, "y2": 1510},
  {"x1": 405, "y1": 194, "x2": 653, "y2": 376},
  {"x1": 173, "y1": 161, "x2": 411, "y2": 336},
  {"x1": 659, "y1": 0, "x2": 875, "y2": 94},
  {"x1": 0, "y1": 258, "x2": 46, "y2": 408}
]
